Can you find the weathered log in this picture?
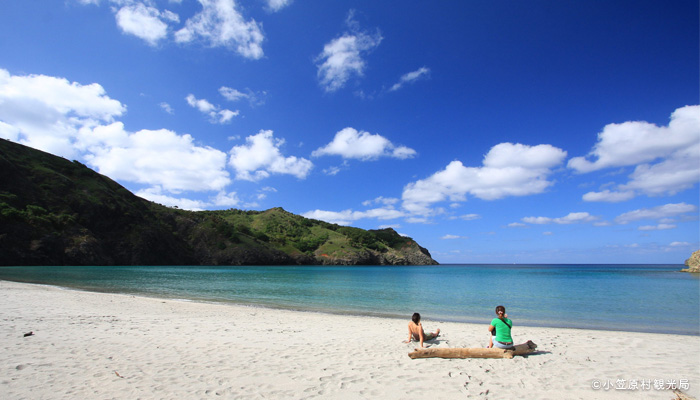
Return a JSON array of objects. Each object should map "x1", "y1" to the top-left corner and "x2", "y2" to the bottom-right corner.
[
  {"x1": 672, "y1": 389, "x2": 696, "y2": 400},
  {"x1": 408, "y1": 340, "x2": 538, "y2": 359}
]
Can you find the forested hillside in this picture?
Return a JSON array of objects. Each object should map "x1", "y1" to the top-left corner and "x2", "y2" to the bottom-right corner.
[{"x1": 0, "y1": 139, "x2": 437, "y2": 266}]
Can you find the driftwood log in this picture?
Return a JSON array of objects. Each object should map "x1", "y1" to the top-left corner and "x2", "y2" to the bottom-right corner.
[
  {"x1": 672, "y1": 389, "x2": 696, "y2": 400},
  {"x1": 408, "y1": 340, "x2": 538, "y2": 359}
]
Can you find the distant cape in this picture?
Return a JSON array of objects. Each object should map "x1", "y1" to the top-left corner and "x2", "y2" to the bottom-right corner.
[
  {"x1": 0, "y1": 139, "x2": 438, "y2": 266},
  {"x1": 682, "y1": 250, "x2": 700, "y2": 273}
]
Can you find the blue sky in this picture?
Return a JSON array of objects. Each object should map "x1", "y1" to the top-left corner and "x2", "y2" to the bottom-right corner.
[{"x1": 1, "y1": 0, "x2": 698, "y2": 264}]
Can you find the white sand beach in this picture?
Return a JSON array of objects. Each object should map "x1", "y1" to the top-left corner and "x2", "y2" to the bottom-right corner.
[{"x1": 1, "y1": 280, "x2": 698, "y2": 399}]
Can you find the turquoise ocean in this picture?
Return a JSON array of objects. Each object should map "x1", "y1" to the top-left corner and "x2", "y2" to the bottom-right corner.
[{"x1": 0, "y1": 264, "x2": 697, "y2": 335}]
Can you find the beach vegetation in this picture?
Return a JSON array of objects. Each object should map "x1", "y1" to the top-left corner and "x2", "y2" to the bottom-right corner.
[{"x1": 0, "y1": 139, "x2": 438, "y2": 266}]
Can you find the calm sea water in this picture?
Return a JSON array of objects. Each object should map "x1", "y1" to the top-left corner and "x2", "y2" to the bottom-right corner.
[{"x1": 0, "y1": 264, "x2": 697, "y2": 335}]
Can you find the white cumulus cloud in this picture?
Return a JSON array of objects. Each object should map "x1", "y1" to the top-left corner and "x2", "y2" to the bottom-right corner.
[
  {"x1": 159, "y1": 102, "x2": 174, "y2": 114},
  {"x1": 185, "y1": 94, "x2": 239, "y2": 124},
  {"x1": 670, "y1": 241, "x2": 691, "y2": 247},
  {"x1": 582, "y1": 189, "x2": 635, "y2": 203},
  {"x1": 312, "y1": 127, "x2": 416, "y2": 160},
  {"x1": 229, "y1": 130, "x2": 313, "y2": 181},
  {"x1": 389, "y1": 67, "x2": 430, "y2": 92},
  {"x1": 570, "y1": 105, "x2": 700, "y2": 200},
  {"x1": 217, "y1": 109, "x2": 238, "y2": 123},
  {"x1": 219, "y1": 86, "x2": 248, "y2": 101},
  {"x1": 0, "y1": 68, "x2": 125, "y2": 159},
  {"x1": 638, "y1": 224, "x2": 676, "y2": 231},
  {"x1": 265, "y1": 0, "x2": 292, "y2": 12},
  {"x1": 135, "y1": 186, "x2": 209, "y2": 210},
  {"x1": 521, "y1": 212, "x2": 598, "y2": 225},
  {"x1": 315, "y1": 13, "x2": 382, "y2": 92},
  {"x1": 186, "y1": 94, "x2": 217, "y2": 113},
  {"x1": 219, "y1": 86, "x2": 265, "y2": 106},
  {"x1": 362, "y1": 196, "x2": 400, "y2": 207},
  {"x1": 401, "y1": 142, "x2": 567, "y2": 215},
  {"x1": 175, "y1": 0, "x2": 264, "y2": 59},
  {"x1": 0, "y1": 68, "x2": 237, "y2": 209},
  {"x1": 115, "y1": 3, "x2": 171, "y2": 46},
  {"x1": 303, "y1": 207, "x2": 406, "y2": 226},
  {"x1": 81, "y1": 122, "x2": 231, "y2": 193},
  {"x1": 78, "y1": 0, "x2": 264, "y2": 59},
  {"x1": 618, "y1": 142, "x2": 700, "y2": 195},
  {"x1": 614, "y1": 203, "x2": 697, "y2": 225},
  {"x1": 134, "y1": 187, "x2": 239, "y2": 211},
  {"x1": 451, "y1": 214, "x2": 481, "y2": 221},
  {"x1": 442, "y1": 234, "x2": 467, "y2": 240}
]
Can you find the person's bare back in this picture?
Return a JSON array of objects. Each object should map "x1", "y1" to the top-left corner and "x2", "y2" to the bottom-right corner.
[
  {"x1": 408, "y1": 321, "x2": 423, "y2": 341},
  {"x1": 404, "y1": 313, "x2": 440, "y2": 348}
]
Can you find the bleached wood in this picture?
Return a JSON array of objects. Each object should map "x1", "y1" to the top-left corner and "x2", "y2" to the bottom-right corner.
[{"x1": 408, "y1": 340, "x2": 538, "y2": 359}]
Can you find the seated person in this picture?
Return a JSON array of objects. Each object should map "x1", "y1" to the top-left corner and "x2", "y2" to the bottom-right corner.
[
  {"x1": 488, "y1": 305, "x2": 514, "y2": 349},
  {"x1": 404, "y1": 312, "x2": 440, "y2": 348}
]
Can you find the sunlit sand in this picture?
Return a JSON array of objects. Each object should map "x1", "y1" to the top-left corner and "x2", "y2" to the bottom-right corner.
[{"x1": 1, "y1": 280, "x2": 697, "y2": 399}]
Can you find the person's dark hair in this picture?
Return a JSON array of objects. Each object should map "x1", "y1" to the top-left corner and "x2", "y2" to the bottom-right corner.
[
  {"x1": 495, "y1": 305, "x2": 506, "y2": 317},
  {"x1": 412, "y1": 313, "x2": 421, "y2": 324}
]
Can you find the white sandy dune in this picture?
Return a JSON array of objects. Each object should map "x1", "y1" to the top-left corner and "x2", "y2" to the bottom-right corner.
[{"x1": 1, "y1": 280, "x2": 698, "y2": 399}]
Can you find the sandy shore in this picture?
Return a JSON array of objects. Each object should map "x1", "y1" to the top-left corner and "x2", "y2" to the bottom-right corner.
[{"x1": 1, "y1": 280, "x2": 698, "y2": 399}]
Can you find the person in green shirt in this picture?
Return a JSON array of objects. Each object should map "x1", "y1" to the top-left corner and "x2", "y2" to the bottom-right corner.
[{"x1": 487, "y1": 305, "x2": 514, "y2": 349}]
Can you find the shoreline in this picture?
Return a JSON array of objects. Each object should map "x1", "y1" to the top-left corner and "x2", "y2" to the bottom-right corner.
[
  {"x1": 1, "y1": 280, "x2": 699, "y2": 399},
  {"x1": 2, "y1": 278, "x2": 697, "y2": 337}
]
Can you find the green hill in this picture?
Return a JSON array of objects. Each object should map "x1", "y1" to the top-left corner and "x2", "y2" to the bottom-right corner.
[{"x1": 0, "y1": 139, "x2": 438, "y2": 266}]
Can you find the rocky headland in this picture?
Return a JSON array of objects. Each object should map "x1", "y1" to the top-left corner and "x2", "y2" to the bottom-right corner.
[
  {"x1": 681, "y1": 249, "x2": 700, "y2": 273},
  {"x1": 0, "y1": 139, "x2": 438, "y2": 266}
]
